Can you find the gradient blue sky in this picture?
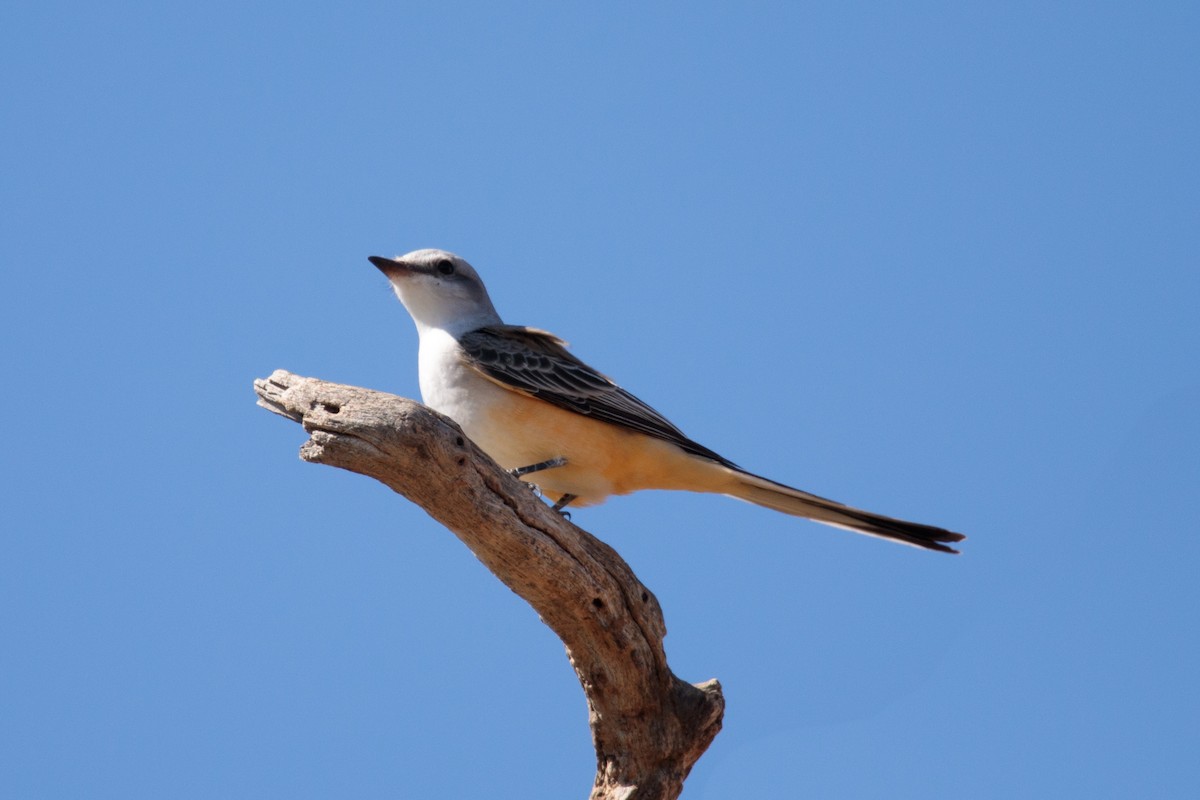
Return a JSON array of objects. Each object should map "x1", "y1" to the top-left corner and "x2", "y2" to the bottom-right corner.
[{"x1": 3, "y1": 3, "x2": 1198, "y2": 798}]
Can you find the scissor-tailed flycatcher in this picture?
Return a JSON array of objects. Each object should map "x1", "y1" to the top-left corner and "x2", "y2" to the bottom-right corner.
[{"x1": 369, "y1": 249, "x2": 965, "y2": 554}]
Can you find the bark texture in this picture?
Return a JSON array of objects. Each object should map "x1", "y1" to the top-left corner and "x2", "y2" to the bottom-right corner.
[{"x1": 254, "y1": 370, "x2": 724, "y2": 799}]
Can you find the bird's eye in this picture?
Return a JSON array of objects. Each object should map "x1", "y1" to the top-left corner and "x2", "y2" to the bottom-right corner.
[{"x1": 435, "y1": 259, "x2": 455, "y2": 276}]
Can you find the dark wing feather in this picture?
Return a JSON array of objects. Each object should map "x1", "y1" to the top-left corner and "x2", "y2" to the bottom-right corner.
[{"x1": 458, "y1": 325, "x2": 738, "y2": 468}]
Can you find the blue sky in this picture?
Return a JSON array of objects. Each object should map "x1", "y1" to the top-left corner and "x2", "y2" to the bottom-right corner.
[{"x1": 3, "y1": 2, "x2": 1198, "y2": 797}]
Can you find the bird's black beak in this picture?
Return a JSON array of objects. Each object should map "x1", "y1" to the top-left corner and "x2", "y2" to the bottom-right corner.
[{"x1": 368, "y1": 255, "x2": 410, "y2": 277}]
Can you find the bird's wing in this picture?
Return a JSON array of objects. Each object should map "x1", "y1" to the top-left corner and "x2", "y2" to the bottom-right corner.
[{"x1": 458, "y1": 325, "x2": 738, "y2": 468}]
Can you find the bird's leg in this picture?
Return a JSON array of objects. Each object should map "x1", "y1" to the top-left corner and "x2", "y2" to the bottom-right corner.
[
  {"x1": 509, "y1": 459, "x2": 574, "y2": 516},
  {"x1": 510, "y1": 456, "x2": 568, "y2": 478},
  {"x1": 551, "y1": 493, "x2": 578, "y2": 518}
]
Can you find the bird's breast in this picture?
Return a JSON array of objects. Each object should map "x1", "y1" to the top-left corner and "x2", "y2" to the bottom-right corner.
[{"x1": 417, "y1": 331, "x2": 488, "y2": 426}]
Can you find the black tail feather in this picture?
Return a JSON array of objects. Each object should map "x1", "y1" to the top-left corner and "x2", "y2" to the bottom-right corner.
[{"x1": 728, "y1": 470, "x2": 966, "y2": 554}]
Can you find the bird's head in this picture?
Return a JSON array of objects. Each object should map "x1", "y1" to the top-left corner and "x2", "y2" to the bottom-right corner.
[{"x1": 369, "y1": 249, "x2": 501, "y2": 335}]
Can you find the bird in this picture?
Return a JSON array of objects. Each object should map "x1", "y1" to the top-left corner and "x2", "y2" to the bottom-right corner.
[{"x1": 369, "y1": 249, "x2": 965, "y2": 554}]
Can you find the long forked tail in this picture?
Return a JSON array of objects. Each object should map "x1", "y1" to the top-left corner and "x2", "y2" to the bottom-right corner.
[{"x1": 725, "y1": 470, "x2": 965, "y2": 554}]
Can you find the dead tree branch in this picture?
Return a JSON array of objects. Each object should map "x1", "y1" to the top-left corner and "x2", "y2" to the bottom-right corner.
[{"x1": 253, "y1": 369, "x2": 724, "y2": 800}]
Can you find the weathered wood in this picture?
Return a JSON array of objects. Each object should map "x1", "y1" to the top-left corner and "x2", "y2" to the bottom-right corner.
[{"x1": 254, "y1": 369, "x2": 724, "y2": 799}]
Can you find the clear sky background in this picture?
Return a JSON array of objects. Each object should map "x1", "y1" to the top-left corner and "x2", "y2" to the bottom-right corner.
[{"x1": 3, "y1": 3, "x2": 1198, "y2": 798}]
